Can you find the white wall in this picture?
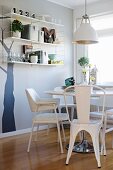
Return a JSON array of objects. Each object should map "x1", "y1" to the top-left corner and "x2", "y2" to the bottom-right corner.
[{"x1": 0, "y1": 0, "x2": 73, "y2": 135}]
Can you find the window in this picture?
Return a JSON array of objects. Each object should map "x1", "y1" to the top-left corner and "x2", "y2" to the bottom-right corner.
[{"x1": 88, "y1": 14, "x2": 113, "y2": 83}]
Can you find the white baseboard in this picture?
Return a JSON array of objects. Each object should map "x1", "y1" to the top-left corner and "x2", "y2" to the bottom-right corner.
[{"x1": 0, "y1": 124, "x2": 56, "y2": 138}]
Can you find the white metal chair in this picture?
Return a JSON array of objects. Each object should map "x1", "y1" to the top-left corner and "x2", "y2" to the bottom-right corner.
[
  {"x1": 53, "y1": 86, "x2": 76, "y2": 121},
  {"x1": 90, "y1": 91, "x2": 113, "y2": 152},
  {"x1": 26, "y1": 88, "x2": 70, "y2": 153},
  {"x1": 105, "y1": 108, "x2": 113, "y2": 148},
  {"x1": 101, "y1": 93, "x2": 113, "y2": 149},
  {"x1": 65, "y1": 85, "x2": 106, "y2": 168}
]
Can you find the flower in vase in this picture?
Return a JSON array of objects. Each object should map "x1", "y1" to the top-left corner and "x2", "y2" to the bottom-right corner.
[
  {"x1": 89, "y1": 65, "x2": 98, "y2": 84},
  {"x1": 90, "y1": 76, "x2": 95, "y2": 84},
  {"x1": 81, "y1": 67, "x2": 88, "y2": 84},
  {"x1": 82, "y1": 68, "x2": 87, "y2": 75},
  {"x1": 78, "y1": 57, "x2": 90, "y2": 84},
  {"x1": 88, "y1": 64, "x2": 92, "y2": 69}
]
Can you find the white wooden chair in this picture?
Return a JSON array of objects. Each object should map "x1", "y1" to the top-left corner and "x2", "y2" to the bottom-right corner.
[
  {"x1": 26, "y1": 88, "x2": 70, "y2": 153},
  {"x1": 65, "y1": 85, "x2": 106, "y2": 168}
]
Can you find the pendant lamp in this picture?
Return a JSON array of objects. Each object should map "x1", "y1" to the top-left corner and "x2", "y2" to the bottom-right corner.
[{"x1": 74, "y1": 0, "x2": 98, "y2": 44}]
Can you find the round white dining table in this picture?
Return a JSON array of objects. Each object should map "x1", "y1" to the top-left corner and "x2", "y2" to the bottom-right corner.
[
  {"x1": 45, "y1": 89, "x2": 113, "y2": 97},
  {"x1": 45, "y1": 88, "x2": 113, "y2": 153}
]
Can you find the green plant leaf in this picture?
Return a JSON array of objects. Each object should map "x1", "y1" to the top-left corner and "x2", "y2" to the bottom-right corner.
[
  {"x1": 78, "y1": 57, "x2": 89, "y2": 67},
  {"x1": 12, "y1": 19, "x2": 24, "y2": 32}
]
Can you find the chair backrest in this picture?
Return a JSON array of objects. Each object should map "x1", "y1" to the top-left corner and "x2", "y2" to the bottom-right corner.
[
  {"x1": 25, "y1": 88, "x2": 40, "y2": 112},
  {"x1": 26, "y1": 88, "x2": 59, "y2": 113},
  {"x1": 53, "y1": 86, "x2": 74, "y2": 105},
  {"x1": 75, "y1": 85, "x2": 91, "y2": 123},
  {"x1": 64, "y1": 85, "x2": 105, "y2": 124}
]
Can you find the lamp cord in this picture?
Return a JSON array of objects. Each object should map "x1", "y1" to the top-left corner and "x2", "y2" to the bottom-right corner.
[
  {"x1": 82, "y1": 0, "x2": 90, "y2": 23},
  {"x1": 85, "y1": 0, "x2": 87, "y2": 15}
]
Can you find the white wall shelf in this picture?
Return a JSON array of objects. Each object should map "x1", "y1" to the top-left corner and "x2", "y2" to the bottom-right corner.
[
  {"x1": 6, "y1": 12, "x2": 64, "y2": 27},
  {"x1": 4, "y1": 61, "x2": 63, "y2": 66},
  {"x1": 6, "y1": 37, "x2": 62, "y2": 45}
]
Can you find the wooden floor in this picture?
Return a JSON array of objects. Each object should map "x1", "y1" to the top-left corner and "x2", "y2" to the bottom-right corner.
[{"x1": 0, "y1": 128, "x2": 113, "y2": 170}]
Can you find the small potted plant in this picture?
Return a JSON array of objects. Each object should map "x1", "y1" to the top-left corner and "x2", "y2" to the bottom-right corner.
[
  {"x1": 12, "y1": 19, "x2": 24, "y2": 38},
  {"x1": 78, "y1": 57, "x2": 89, "y2": 84},
  {"x1": 78, "y1": 56, "x2": 89, "y2": 68}
]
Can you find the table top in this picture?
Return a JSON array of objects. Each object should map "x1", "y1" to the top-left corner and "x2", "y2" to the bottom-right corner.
[
  {"x1": 45, "y1": 89, "x2": 113, "y2": 97},
  {"x1": 96, "y1": 83, "x2": 113, "y2": 89}
]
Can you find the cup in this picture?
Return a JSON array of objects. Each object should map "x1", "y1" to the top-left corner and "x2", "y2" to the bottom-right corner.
[{"x1": 30, "y1": 55, "x2": 38, "y2": 63}]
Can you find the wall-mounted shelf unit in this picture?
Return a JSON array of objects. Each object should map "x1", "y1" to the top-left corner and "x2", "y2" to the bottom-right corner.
[{"x1": 2, "y1": 10, "x2": 65, "y2": 66}]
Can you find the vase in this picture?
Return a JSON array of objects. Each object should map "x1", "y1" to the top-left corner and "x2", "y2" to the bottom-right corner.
[
  {"x1": 82, "y1": 74, "x2": 87, "y2": 84},
  {"x1": 30, "y1": 55, "x2": 38, "y2": 63},
  {"x1": 13, "y1": 31, "x2": 21, "y2": 38}
]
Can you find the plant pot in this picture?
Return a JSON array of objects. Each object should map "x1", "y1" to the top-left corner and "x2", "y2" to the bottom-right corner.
[{"x1": 13, "y1": 31, "x2": 21, "y2": 38}]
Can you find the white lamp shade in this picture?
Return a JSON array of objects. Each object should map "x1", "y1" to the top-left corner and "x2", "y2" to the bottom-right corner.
[{"x1": 74, "y1": 23, "x2": 98, "y2": 44}]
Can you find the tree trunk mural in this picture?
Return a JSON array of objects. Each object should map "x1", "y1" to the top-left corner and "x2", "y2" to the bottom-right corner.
[{"x1": 0, "y1": 32, "x2": 16, "y2": 133}]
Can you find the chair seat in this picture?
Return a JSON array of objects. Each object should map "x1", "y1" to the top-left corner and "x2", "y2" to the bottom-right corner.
[
  {"x1": 90, "y1": 111, "x2": 103, "y2": 118},
  {"x1": 72, "y1": 118, "x2": 102, "y2": 126},
  {"x1": 33, "y1": 113, "x2": 69, "y2": 123},
  {"x1": 106, "y1": 109, "x2": 113, "y2": 115},
  {"x1": 90, "y1": 111, "x2": 113, "y2": 121}
]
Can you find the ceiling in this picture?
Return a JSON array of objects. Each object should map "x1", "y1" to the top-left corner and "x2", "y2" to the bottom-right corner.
[{"x1": 47, "y1": 0, "x2": 102, "y2": 9}]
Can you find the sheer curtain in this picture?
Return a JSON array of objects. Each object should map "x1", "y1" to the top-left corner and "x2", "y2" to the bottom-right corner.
[{"x1": 88, "y1": 13, "x2": 113, "y2": 83}]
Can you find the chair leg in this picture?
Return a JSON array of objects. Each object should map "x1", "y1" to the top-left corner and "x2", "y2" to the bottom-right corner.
[
  {"x1": 61, "y1": 122, "x2": 66, "y2": 142},
  {"x1": 71, "y1": 107, "x2": 75, "y2": 121},
  {"x1": 57, "y1": 107, "x2": 65, "y2": 143},
  {"x1": 56, "y1": 122, "x2": 64, "y2": 153},
  {"x1": 102, "y1": 117, "x2": 107, "y2": 156},
  {"x1": 27, "y1": 123, "x2": 34, "y2": 152},
  {"x1": 100, "y1": 128, "x2": 106, "y2": 156},
  {"x1": 103, "y1": 135, "x2": 106, "y2": 156},
  {"x1": 34, "y1": 124, "x2": 39, "y2": 141},
  {"x1": 58, "y1": 106, "x2": 62, "y2": 113},
  {"x1": 103, "y1": 117, "x2": 107, "y2": 156},
  {"x1": 66, "y1": 127, "x2": 77, "y2": 165},
  {"x1": 100, "y1": 128, "x2": 104, "y2": 155},
  {"x1": 91, "y1": 131, "x2": 101, "y2": 168},
  {"x1": 112, "y1": 135, "x2": 113, "y2": 148},
  {"x1": 97, "y1": 106, "x2": 100, "y2": 112},
  {"x1": 47, "y1": 124, "x2": 50, "y2": 135}
]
